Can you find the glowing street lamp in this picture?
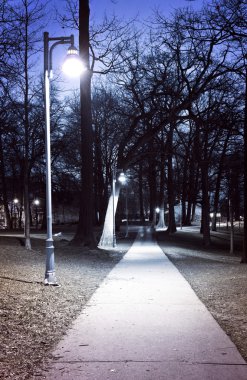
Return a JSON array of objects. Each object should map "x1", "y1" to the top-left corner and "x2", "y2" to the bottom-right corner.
[
  {"x1": 13, "y1": 198, "x2": 19, "y2": 229},
  {"x1": 44, "y1": 32, "x2": 85, "y2": 285},
  {"x1": 112, "y1": 168, "x2": 117, "y2": 248},
  {"x1": 112, "y1": 170, "x2": 127, "y2": 247},
  {"x1": 118, "y1": 172, "x2": 129, "y2": 237},
  {"x1": 118, "y1": 172, "x2": 127, "y2": 185},
  {"x1": 34, "y1": 199, "x2": 40, "y2": 229},
  {"x1": 62, "y1": 44, "x2": 85, "y2": 77}
]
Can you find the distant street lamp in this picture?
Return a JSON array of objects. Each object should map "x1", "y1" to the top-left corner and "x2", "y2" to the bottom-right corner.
[
  {"x1": 13, "y1": 198, "x2": 19, "y2": 229},
  {"x1": 112, "y1": 170, "x2": 126, "y2": 247},
  {"x1": 118, "y1": 172, "x2": 126, "y2": 185},
  {"x1": 34, "y1": 199, "x2": 40, "y2": 229},
  {"x1": 155, "y1": 207, "x2": 160, "y2": 226},
  {"x1": 44, "y1": 32, "x2": 85, "y2": 285},
  {"x1": 118, "y1": 172, "x2": 129, "y2": 238},
  {"x1": 112, "y1": 168, "x2": 116, "y2": 248}
]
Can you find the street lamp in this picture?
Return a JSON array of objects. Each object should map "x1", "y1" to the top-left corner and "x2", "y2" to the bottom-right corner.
[
  {"x1": 44, "y1": 32, "x2": 85, "y2": 285},
  {"x1": 118, "y1": 172, "x2": 129, "y2": 238},
  {"x1": 155, "y1": 207, "x2": 160, "y2": 226},
  {"x1": 13, "y1": 198, "x2": 19, "y2": 229},
  {"x1": 118, "y1": 172, "x2": 126, "y2": 185},
  {"x1": 112, "y1": 168, "x2": 117, "y2": 248},
  {"x1": 112, "y1": 170, "x2": 126, "y2": 247},
  {"x1": 180, "y1": 198, "x2": 182, "y2": 230},
  {"x1": 34, "y1": 199, "x2": 40, "y2": 229}
]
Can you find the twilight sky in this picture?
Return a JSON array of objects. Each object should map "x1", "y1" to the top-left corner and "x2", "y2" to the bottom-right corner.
[
  {"x1": 49, "y1": 0, "x2": 205, "y2": 39},
  {"x1": 91, "y1": 0, "x2": 204, "y2": 20},
  {"x1": 50, "y1": 0, "x2": 205, "y2": 31},
  {"x1": 48, "y1": 0, "x2": 205, "y2": 91}
]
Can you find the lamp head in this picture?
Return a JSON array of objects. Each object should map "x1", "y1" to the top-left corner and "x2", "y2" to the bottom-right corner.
[
  {"x1": 62, "y1": 45, "x2": 86, "y2": 77},
  {"x1": 118, "y1": 172, "x2": 127, "y2": 184}
]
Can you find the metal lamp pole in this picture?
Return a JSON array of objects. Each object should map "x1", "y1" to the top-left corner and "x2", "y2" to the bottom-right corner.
[
  {"x1": 43, "y1": 32, "x2": 82, "y2": 285},
  {"x1": 112, "y1": 170, "x2": 127, "y2": 247},
  {"x1": 125, "y1": 185, "x2": 129, "y2": 238},
  {"x1": 34, "y1": 199, "x2": 40, "y2": 229},
  {"x1": 180, "y1": 198, "x2": 182, "y2": 230},
  {"x1": 112, "y1": 168, "x2": 116, "y2": 248},
  {"x1": 118, "y1": 172, "x2": 128, "y2": 238}
]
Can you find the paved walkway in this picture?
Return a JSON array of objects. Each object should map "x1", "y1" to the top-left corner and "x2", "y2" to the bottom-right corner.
[{"x1": 40, "y1": 227, "x2": 247, "y2": 379}]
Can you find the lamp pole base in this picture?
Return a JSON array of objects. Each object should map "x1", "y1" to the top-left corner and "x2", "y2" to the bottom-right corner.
[
  {"x1": 44, "y1": 240, "x2": 59, "y2": 286},
  {"x1": 44, "y1": 273, "x2": 59, "y2": 286}
]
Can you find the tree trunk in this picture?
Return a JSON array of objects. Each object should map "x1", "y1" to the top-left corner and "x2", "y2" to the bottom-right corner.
[
  {"x1": 0, "y1": 128, "x2": 11, "y2": 229},
  {"x1": 190, "y1": 143, "x2": 200, "y2": 223},
  {"x1": 138, "y1": 163, "x2": 145, "y2": 223},
  {"x1": 23, "y1": 155, "x2": 31, "y2": 249},
  {"x1": 201, "y1": 161, "x2": 211, "y2": 246},
  {"x1": 23, "y1": 13, "x2": 31, "y2": 250},
  {"x1": 242, "y1": 65, "x2": 247, "y2": 262},
  {"x1": 212, "y1": 131, "x2": 231, "y2": 231},
  {"x1": 229, "y1": 196, "x2": 234, "y2": 254},
  {"x1": 148, "y1": 149, "x2": 157, "y2": 225},
  {"x1": 181, "y1": 158, "x2": 188, "y2": 225},
  {"x1": 156, "y1": 153, "x2": 166, "y2": 230},
  {"x1": 94, "y1": 123, "x2": 107, "y2": 225},
  {"x1": 167, "y1": 125, "x2": 176, "y2": 233},
  {"x1": 185, "y1": 144, "x2": 198, "y2": 225},
  {"x1": 73, "y1": 0, "x2": 96, "y2": 247}
]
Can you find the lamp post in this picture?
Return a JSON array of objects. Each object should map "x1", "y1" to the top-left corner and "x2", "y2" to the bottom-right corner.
[
  {"x1": 155, "y1": 207, "x2": 160, "y2": 226},
  {"x1": 112, "y1": 168, "x2": 116, "y2": 248},
  {"x1": 34, "y1": 199, "x2": 40, "y2": 229},
  {"x1": 13, "y1": 198, "x2": 19, "y2": 229},
  {"x1": 118, "y1": 172, "x2": 128, "y2": 237},
  {"x1": 44, "y1": 32, "x2": 85, "y2": 285},
  {"x1": 112, "y1": 170, "x2": 126, "y2": 247},
  {"x1": 180, "y1": 198, "x2": 182, "y2": 230}
]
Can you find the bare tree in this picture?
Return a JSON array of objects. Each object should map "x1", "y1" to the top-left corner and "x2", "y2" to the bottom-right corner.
[{"x1": 2, "y1": 0, "x2": 46, "y2": 248}]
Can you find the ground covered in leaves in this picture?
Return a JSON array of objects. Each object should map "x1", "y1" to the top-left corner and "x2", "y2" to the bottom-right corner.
[
  {"x1": 157, "y1": 228, "x2": 247, "y2": 363},
  {"x1": 1, "y1": 227, "x2": 247, "y2": 379},
  {"x1": 0, "y1": 233, "x2": 129, "y2": 380}
]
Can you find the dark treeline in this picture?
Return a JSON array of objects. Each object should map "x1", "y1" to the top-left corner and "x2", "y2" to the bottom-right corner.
[{"x1": 0, "y1": 0, "x2": 246, "y2": 252}]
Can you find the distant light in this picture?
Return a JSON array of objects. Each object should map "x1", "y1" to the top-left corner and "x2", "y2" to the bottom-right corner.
[
  {"x1": 34, "y1": 199, "x2": 40, "y2": 206},
  {"x1": 118, "y1": 172, "x2": 126, "y2": 184},
  {"x1": 155, "y1": 207, "x2": 160, "y2": 213},
  {"x1": 62, "y1": 45, "x2": 86, "y2": 77},
  {"x1": 13, "y1": 198, "x2": 19, "y2": 204}
]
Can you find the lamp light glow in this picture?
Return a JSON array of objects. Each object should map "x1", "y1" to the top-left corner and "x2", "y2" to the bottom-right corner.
[
  {"x1": 62, "y1": 45, "x2": 86, "y2": 77},
  {"x1": 118, "y1": 172, "x2": 126, "y2": 184}
]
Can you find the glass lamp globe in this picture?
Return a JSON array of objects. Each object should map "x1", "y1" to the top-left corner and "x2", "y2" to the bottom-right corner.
[
  {"x1": 62, "y1": 46, "x2": 86, "y2": 77},
  {"x1": 118, "y1": 172, "x2": 126, "y2": 184}
]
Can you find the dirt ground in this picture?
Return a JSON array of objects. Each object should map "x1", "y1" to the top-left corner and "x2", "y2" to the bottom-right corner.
[
  {"x1": 0, "y1": 234, "x2": 130, "y2": 380},
  {"x1": 157, "y1": 228, "x2": 247, "y2": 364},
  {"x1": 1, "y1": 227, "x2": 247, "y2": 379}
]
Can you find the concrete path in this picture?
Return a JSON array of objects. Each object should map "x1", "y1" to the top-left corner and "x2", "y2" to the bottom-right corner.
[{"x1": 40, "y1": 227, "x2": 247, "y2": 379}]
